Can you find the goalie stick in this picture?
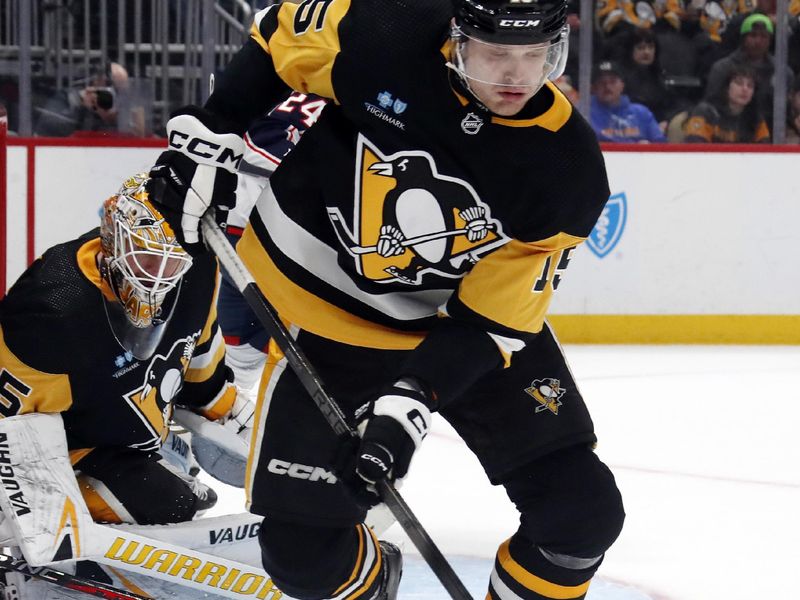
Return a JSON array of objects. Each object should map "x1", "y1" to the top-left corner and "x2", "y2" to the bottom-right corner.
[
  {"x1": 200, "y1": 213, "x2": 473, "y2": 600},
  {"x1": 0, "y1": 552, "x2": 151, "y2": 600}
]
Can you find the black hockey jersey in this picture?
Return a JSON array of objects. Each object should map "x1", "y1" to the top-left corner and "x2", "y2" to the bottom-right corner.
[
  {"x1": 210, "y1": 0, "x2": 609, "y2": 364},
  {"x1": 0, "y1": 230, "x2": 235, "y2": 459}
]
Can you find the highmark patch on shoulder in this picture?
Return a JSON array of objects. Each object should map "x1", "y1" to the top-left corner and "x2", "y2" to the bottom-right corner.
[{"x1": 587, "y1": 192, "x2": 627, "y2": 258}]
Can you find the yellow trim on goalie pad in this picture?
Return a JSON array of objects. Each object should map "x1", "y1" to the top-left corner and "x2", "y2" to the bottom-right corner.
[
  {"x1": 106, "y1": 567, "x2": 154, "y2": 599},
  {"x1": 547, "y1": 315, "x2": 800, "y2": 344}
]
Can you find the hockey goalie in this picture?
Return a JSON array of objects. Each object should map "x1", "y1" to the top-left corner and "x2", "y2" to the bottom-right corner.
[{"x1": 0, "y1": 172, "x2": 264, "y2": 599}]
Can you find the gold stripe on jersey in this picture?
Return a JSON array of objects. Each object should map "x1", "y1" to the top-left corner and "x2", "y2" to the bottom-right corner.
[
  {"x1": 457, "y1": 234, "x2": 584, "y2": 335},
  {"x1": 332, "y1": 524, "x2": 382, "y2": 599},
  {"x1": 245, "y1": 337, "x2": 288, "y2": 507},
  {"x1": 238, "y1": 224, "x2": 426, "y2": 350},
  {"x1": 250, "y1": 0, "x2": 351, "y2": 101},
  {"x1": 76, "y1": 238, "x2": 116, "y2": 301},
  {"x1": 184, "y1": 330, "x2": 226, "y2": 383},
  {"x1": 333, "y1": 524, "x2": 366, "y2": 595},
  {"x1": 496, "y1": 539, "x2": 591, "y2": 599},
  {"x1": 0, "y1": 325, "x2": 73, "y2": 415},
  {"x1": 491, "y1": 82, "x2": 572, "y2": 130}
]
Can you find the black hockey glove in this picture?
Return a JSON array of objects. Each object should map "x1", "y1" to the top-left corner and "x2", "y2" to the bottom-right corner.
[
  {"x1": 148, "y1": 106, "x2": 244, "y2": 255},
  {"x1": 338, "y1": 378, "x2": 433, "y2": 506}
]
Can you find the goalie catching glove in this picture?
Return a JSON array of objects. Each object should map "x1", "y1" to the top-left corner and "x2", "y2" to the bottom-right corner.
[
  {"x1": 149, "y1": 106, "x2": 244, "y2": 255},
  {"x1": 339, "y1": 378, "x2": 434, "y2": 505}
]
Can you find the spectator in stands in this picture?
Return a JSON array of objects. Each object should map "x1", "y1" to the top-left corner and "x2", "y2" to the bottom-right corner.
[
  {"x1": 619, "y1": 27, "x2": 683, "y2": 126},
  {"x1": 692, "y1": 0, "x2": 749, "y2": 86},
  {"x1": 595, "y1": 0, "x2": 657, "y2": 60},
  {"x1": 590, "y1": 60, "x2": 667, "y2": 142},
  {"x1": 704, "y1": 13, "x2": 794, "y2": 121},
  {"x1": 785, "y1": 76, "x2": 800, "y2": 143},
  {"x1": 650, "y1": 0, "x2": 692, "y2": 67},
  {"x1": 34, "y1": 62, "x2": 145, "y2": 137},
  {"x1": 684, "y1": 63, "x2": 770, "y2": 142}
]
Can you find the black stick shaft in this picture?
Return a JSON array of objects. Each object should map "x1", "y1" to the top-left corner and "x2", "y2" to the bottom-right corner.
[
  {"x1": 0, "y1": 553, "x2": 152, "y2": 600},
  {"x1": 201, "y1": 215, "x2": 473, "y2": 600}
]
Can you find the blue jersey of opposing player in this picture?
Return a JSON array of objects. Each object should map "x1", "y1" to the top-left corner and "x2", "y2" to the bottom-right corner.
[{"x1": 227, "y1": 92, "x2": 327, "y2": 231}]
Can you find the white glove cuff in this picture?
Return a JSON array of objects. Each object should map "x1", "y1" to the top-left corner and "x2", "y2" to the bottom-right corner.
[
  {"x1": 167, "y1": 114, "x2": 245, "y2": 174},
  {"x1": 372, "y1": 394, "x2": 431, "y2": 449}
]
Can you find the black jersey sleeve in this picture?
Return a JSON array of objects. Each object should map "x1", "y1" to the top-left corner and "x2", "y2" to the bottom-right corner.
[
  {"x1": 204, "y1": 38, "x2": 292, "y2": 134},
  {"x1": 174, "y1": 258, "x2": 237, "y2": 420}
]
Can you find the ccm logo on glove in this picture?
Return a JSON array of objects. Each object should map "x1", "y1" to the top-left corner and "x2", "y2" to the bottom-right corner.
[
  {"x1": 354, "y1": 379, "x2": 433, "y2": 487},
  {"x1": 167, "y1": 114, "x2": 244, "y2": 173}
]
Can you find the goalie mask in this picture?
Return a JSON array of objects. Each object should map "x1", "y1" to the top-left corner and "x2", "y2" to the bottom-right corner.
[
  {"x1": 448, "y1": 0, "x2": 569, "y2": 107},
  {"x1": 99, "y1": 173, "x2": 193, "y2": 359}
]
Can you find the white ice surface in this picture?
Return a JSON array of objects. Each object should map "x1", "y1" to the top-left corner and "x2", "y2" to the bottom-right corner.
[{"x1": 203, "y1": 345, "x2": 800, "y2": 600}]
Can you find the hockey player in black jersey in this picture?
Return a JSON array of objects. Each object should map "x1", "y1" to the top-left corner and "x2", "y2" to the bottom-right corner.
[
  {"x1": 218, "y1": 91, "x2": 327, "y2": 392},
  {"x1": 0, "y1": 172, "x2": 252, "y2": 529},
  {"x1": 150, "y1": 0, "x2": 625, "y2": 598}
]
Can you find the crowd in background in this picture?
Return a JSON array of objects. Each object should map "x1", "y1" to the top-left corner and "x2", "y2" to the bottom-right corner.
[
  {"x1": 1, "y1": 0, "x2": 800, "y2": 144},
  {"x1": 557, "y1": 0, "x2": 800, "y2": 143}
]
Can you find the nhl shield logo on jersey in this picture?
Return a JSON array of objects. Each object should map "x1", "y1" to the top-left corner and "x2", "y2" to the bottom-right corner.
[
  {"x1": 460, "y1": 112, "x2": 484, "y2": 135},
  {"x1": 587, "y1": 192, "x2": 627, "y2": 258},
  {"x1": 524, "y1": 378, "x2": 565, "y2": 415},
  {"x1": 328, "y1": 135, "x2": 508, "y2": 285}
]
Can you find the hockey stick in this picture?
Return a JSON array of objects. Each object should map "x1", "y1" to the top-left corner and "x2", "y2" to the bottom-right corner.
[
  {"x1": 0, "y1": 552, "x2": 152, "y2": 600},
  {"x1": 200, "y1": 213, "x2": 473, "y2": 600}
]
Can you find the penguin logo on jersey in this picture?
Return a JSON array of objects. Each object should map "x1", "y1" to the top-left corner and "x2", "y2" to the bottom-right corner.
[
  {"x1": 328, "y1": 135, "x2": 508, "y2": 285},
  {"x1": 122, "y1": 333, "x2": 199, "y2": 450},
  {"x1": 524, "y1": 378, "x2": 565, "y2": 415}
]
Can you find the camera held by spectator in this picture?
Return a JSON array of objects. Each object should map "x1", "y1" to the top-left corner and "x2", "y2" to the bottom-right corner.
[{"x1": 34, "y1": 62, "x2": 144, "y2": 137}]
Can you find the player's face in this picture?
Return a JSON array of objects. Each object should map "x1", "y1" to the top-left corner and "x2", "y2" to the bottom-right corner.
[
  {"x1": 125, "y1": 252, "x2": 187, "y2": 289},
  {"x1": 459, "y1": 37, "x2": 553, "y2": 116}
]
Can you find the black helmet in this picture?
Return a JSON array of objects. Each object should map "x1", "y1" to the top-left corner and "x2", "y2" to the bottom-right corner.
[{"x1": 455, "y1": 0, "x2": 568, "y2": 45}]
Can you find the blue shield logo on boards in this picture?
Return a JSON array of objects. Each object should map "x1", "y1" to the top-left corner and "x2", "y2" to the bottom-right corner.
[{"x1": 587, "y1": 192, "x2": 627, "y2": 258}]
